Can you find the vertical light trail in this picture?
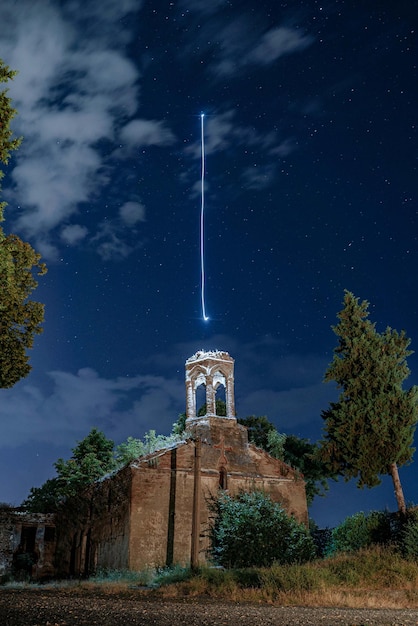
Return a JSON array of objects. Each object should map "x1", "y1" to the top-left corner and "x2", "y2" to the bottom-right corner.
[{"x1": 200, "y1": 113, "x2": 209, "y2": 322}]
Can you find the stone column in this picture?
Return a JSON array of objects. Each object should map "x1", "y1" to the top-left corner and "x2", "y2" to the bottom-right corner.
[
  {"x1": 226, "y1": 375, "x2": 235, "y2": 418},
  {"x1": 205, "y1": 375, "x2": 216, "y2": 416},
  {"x1": 186, "y1": 379, "x2": 195, "y2": 420}
]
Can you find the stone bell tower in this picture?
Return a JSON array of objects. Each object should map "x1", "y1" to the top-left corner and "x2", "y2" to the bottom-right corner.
[{"x1": 185, "y1": 350, "x2": 236, "y2": 423}]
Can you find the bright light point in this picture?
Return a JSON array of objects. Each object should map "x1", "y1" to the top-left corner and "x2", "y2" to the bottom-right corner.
[
  {"x1": 201, "y1": 112, "x2": 205, "y2": 117},
  {"x1": 203, "y1": 315, "x2": 210, "y2": 322}
]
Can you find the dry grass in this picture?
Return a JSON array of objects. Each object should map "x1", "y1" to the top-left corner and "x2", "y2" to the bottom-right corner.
[
  {"x1": 5, "y1": 547, "x2": 418, "y2": 609},
  {"x1": 148, "y1": 547, "x2": 418, "y2": 609}
]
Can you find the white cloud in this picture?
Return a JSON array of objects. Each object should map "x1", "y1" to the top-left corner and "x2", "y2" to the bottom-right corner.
[
  {"x1": 0, "y1": 367, "x2": 184, "y2": 447},
  {"x1": 270, "y1": 138, "x2": 296, "y2": 157},
  {"x1": 0, "y1": 0, "x2": 155, "y2": 258},
  {"x1": 119, "y1": 201, "x2": 146, "y2": 226},
  {"x1": 91, "y1": 221, "x2": 135, "y2": 261},
  {"x1": 12, "y1": 143, "x2": 105, "y2": 236},
  {"x1": 189, "y1": 13, "x2": 314, "y2": 78},
  {"x1": 249, "y1": 27, "x2": 314, "y2": 66},
  {"x1": 119, "y1": 119, "x2": 176, "y2": 149},
  {"x1": 60, "y1": 224, "x2": 89, "y2": 245},
  {"x1": 242, "y1": 164, "x2": 276, "y2": 190}
]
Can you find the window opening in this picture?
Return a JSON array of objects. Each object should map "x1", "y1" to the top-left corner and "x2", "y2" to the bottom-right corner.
[
  {"x1": 44, "y1": 526, "x2": 55, "y2": 542},
  {"x1": 219, "y1": 467, "x2": 228, "y2": 490},
  {"x1": 20, "y1": 526, "x2": 36, "y2": 553}
]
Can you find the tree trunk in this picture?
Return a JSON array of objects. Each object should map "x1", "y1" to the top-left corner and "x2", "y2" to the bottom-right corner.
[{"x1": 389, "y1": 462, "x2": 406, "y2": 516}]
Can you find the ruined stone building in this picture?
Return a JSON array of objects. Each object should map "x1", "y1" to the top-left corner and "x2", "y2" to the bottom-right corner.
[
  {"x1": 0, "y1": 350, "x2": 308, "y2": 579},
  {"x1": 54, "y1": 350, "x2": 308, "y2": 576}
]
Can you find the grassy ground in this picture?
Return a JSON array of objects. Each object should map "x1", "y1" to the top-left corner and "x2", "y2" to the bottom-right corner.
[{"x1": 4, "y1": 547, "x2": 418, "y2": 609}]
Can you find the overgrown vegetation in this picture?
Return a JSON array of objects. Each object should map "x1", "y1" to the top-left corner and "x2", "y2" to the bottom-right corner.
[{"x1": 114, "y1": 429, "x2": 184, "y2": 466}]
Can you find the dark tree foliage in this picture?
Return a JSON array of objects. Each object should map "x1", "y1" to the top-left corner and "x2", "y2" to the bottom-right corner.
[
  {"x1": 320, "y1": 290, "x2": 418, "y2": 514},
  {"x1": 22, "y1": 478, "x2": 62, "y2": 513},
  {"x1": 284, "y1": 434, "x2": 336, "y2": 505},
  {"x1": 24, "y1": 429, "x2": 115, "y2": 512},
  {"x1": 237, "y1": 415, "x2": 275, "y2": 449},
  {"x1": 0, "y1": 59, "x2": 46, "y2": 388},
  {"x1": 208, "y1": 490, "x2": 315, "y2": 568}
]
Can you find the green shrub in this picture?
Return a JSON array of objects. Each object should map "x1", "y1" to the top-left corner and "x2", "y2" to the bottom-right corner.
[
  {"x1": 328, "y1": 510, "x2": 394, "y2": 555},
  {"x1": 208, "y1": 490, "x2": 316, "y2": 568},
  {"x1": 401, "y1": 519, "x2": 418, "y2": 559}
]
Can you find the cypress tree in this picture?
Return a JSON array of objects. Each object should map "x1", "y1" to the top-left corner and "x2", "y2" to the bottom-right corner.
[{"x1": 320, "y1": 290, "x2": 418, "y2": 515}]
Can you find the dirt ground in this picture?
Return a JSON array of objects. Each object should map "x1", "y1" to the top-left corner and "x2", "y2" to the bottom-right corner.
[{"x1": 1, "y1": 588, "x2": 418, "y2": 626}]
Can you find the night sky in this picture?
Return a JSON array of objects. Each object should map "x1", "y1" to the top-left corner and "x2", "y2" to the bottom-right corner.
[{"x1": 0, "y1": 0, "x2": 416, "y2": 528}]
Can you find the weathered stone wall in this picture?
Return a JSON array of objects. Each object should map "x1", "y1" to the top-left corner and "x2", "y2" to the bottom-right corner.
[
  {"x1": 54, "y1": 466, "x2": 131, "y2": 577},
  {"x1": 129, "y1": 444, "x2": 195, "y2": 570},
  {"x1": 92, "y1": 467, "x2": 131, "y2": 572},
  {"x1": 0, "y1": 510, "x2": 56, "y2": 580}
]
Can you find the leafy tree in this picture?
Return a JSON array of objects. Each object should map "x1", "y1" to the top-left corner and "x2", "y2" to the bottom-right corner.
[
  {"x1": 208, "y1": 490, "x2": 315, "y2": 568},
  {"x1": 24, "y1": 428, "x2": 115, "y2": 512},
  {"x1": 237, "y1": 415, "x2": 276, "y2": 450},
  {"x1": 22, "y1": 478, "x2": 62, "y2": 513},
  {"x1": 319, "y1": 290, "x2": 418, "y2": 515},
  {"x1": 54, "y1": 427, "x2": 115, "y2": 495},
  {"x1": 0, "y1": 59, "x2": 46, "y2": 388}
]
